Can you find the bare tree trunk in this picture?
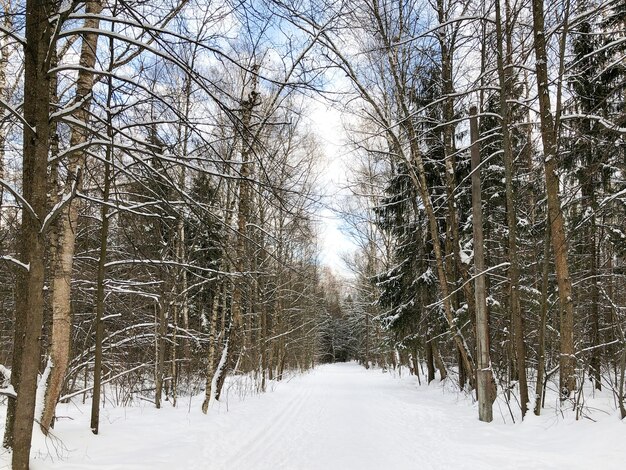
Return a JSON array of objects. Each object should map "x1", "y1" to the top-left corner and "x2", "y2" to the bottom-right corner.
[
  {"x1": 278, "y1": 345, "x2": 286, "y2": 381},
  {"x1": 0, "y1": 0, "x2": 13, "y2": 211},
  {"x1": 259, "y1": 273, "x2": 268, "y2": 392},
  {"x1": 437, "y1": 0, "x2": 477, "y2": 379},
  {"x1": 90, "y1": 20, "x2": 115, "y2": 436},
  {"x1": 617, "y1": 338, "x2": 626, "y2": 419},
  {"x1": 214, "y1": 310, "x2": 233, "y2": 402},
  {"x1": 432, "y1": 340, "x2": 448, "y2": 381},
  {"x1": 470, "y1": 106, "x2": 494, "y2": 422},
  {"x1": 583, "y1": 180, "x2": 601, "y2": 391},
  {"x1": 90, "y1": 166, "x2": 109, "y2": 433},
  {"x1": 494, "y1": 0, "x2": 529, "y2": 417},
  {"x1": 41, "y1": 0, "x2": 102, "y2": 434},
  {"x1": 410, "y1": 150, "x2": 476, "y2": 383},
  {"x1": 155, "y1": 300, "x2": 167, "y2": 409},
  {"x1": 531, "y1": 0, "x2": 576, "y2": 399},
  {"x1": 364, "y1": 308, "x2": 370, "y2": 369},
  {"x1": 211, "y1": 67, "x2": 260, "y2": 401},
  {"x1": 232, "y1": 79, "x2": 258, "y2": 331},
  {"x1": 170, "y1": 299, "x2": 179, "y2": 407},
  {"x1": 425, "y1": 340, "x2": 436, "y2": 383},
  {"x1": 171, "y1": 75, "x2": 193, "y2": 398},
  {"x1": 170, "y1": 170, "x2": 187, "y2": 407},
  {"x1": 534, "y1": 224, "x2": 550, "y2": 416},
  {"x1": 374, "y1": 0, "x2": 476, "y2": 382},
  {"x1": 202, "y1": 282, "x2": 222, "y2": 413},
  {"x1": 4, "y1": 1, "x2": 55, "y2": 468}
]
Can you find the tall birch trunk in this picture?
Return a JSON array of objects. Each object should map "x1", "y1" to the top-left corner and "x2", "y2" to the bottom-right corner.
[
  {"x1": 210, "y1": 67, "x2": 260, "y2": 401},
  {"x1": 202, "y1": 154, "x2": 236, "y2": 413},
  {"x1": 202, "y1": 281, "x2": 222, "y2": 413}
]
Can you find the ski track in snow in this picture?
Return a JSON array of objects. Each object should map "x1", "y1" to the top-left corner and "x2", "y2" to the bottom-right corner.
[{"x1": 2, "y1": 362, "x2": 625, "y2": 469}]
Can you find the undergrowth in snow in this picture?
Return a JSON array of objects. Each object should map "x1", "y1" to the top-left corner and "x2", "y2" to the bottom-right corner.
[{"x1": 0, "y1": 363, "x2": 624, "y2": 469}]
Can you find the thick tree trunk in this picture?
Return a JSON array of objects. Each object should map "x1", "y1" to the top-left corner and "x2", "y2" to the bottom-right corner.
[
  {"x1": 411, "y1": 150, "x2": 476, "y2": 383},
  {"x1": 173, "y1": 77, "x2": 192, "y2": 393},
  {"x1": 531, "y1": 0, "x2": 576, "y2": 399},
  {"x1": 170, "y1": 178, "x2": 187, "y2": 407},
  {"x1": 214, "y1": 320, "x2": 232, "y2": 402},
  {"x1": 4, "y1": 1, "x2": 55, "y2": 468},
  {"x1": 42, "y1": 0, "x2": 102, "y2": 434}
]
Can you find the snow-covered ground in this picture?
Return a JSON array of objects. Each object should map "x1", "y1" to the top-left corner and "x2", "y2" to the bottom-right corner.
[{"x1": 1, "y1": 362, "x2": 625, "y2": 469}]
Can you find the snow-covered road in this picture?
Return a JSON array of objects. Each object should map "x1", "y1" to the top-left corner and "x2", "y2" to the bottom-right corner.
[{"x1": 5, "y1": 362, "x2": 625, "y2": 469}]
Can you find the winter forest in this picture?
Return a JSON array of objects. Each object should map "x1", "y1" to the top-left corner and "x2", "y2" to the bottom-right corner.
[{"x1": 0, "y1": 0, "x2": 624, "y2": 468}]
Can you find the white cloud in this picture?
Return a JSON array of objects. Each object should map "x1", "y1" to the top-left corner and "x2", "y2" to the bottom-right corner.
[{"x1": 306, "y1": 99, "x2": 359, "y2": 278}]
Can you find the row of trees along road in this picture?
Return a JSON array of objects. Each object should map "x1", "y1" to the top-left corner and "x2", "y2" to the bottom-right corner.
[
  {"x1": 308, "y1": 0, "x2": 625, "y2": 423},
  {"x1": 0, "y1": 1, "x2": 340, "y2": 468},
  {"x1": 0, "y1": 0, "x2": 624, "y2": 468}
]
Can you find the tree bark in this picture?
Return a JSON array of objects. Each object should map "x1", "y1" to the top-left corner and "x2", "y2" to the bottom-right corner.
[
  {"x1": 369, "y1": 0, "x2": 476, "y2": 383},
  {"x1": 0, "y1": 0, "x2": 13, "y2": 212},
  {"x1": 470, "y1": 106, "x2": 494, "y2": 422},
  {"x1": 211, "y1": 67, "x2": 260, "y2": 401},
  {"x1": 617, "y1": 338, "x2": 626, "y2": 419},
  {"x1": 90, "y1": 19, "x2": 115, "y2": 435},
  {"x1": 534, "y1": 224, "x2": 551, "y2": 415},
  {"x1": 531, "y1": 0, "x2": 576, "y2": 399},
  {"x1": 155, "y1": 300, "x2": 167, "y2": 409},
  {"x1": 89, "y1": 170, "x2": 109, "y2": 433},
  {"x1": 90, "y1": 126, "x2": 111, "y2": 435},
  {"x1": 202, "y1": 282, "x2": 222, "y2": 413},
  {"x1": 494, "y1": 0, "x2": 529, "y2": 417},
  {"x1": 432, "y1": 340, "x2": 448, "y2": 381},
  {"x1": 42, "y1": 0, "x2": 102, "y2": 434},
  {"x1": 436, "y1": 0, "x2": 477, "y2": 378},
  {"x1": 4, "y1": 1, "x2": 55, "y2": 468},
  {"x1": 425, "y1": 340, "x2": 436, "y2": 383},
  {"x1": 582, "y1": 174, "x2": 601, "y2": 391}
]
